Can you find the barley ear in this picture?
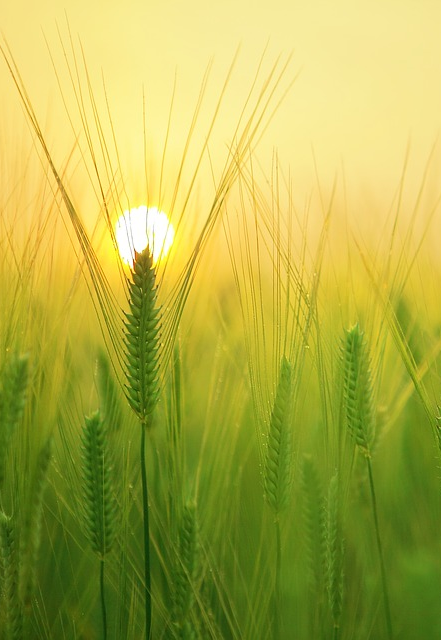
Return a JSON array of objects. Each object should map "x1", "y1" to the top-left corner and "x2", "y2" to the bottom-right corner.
[
  {"x1": 172, "y1": 501, "x2": 201, "y2": 636},
  {"x1": 123, "y1": 248, "x2": 161, "y2": 426},
  {"x1": 341, "y1": 324, "x2": 375, "y2": 456},
  {"x1": 0, "y1": 512, "x2": 23, "y2": 640},
  {"x1": 325, "y1": 472, "x2": 344, "y2": 630},
  {"x1": 80, "y1": 410, "x2": 117, "y2": 558},
  {"x1": 264, "y1": 356, "x2": 293, "y2": 514},
  {"x1": 301, "y1": 455, "x2": 326, "y2": 591},
  {"x1": 0, "y1": 352, "x2": 29, "y2": 487}
]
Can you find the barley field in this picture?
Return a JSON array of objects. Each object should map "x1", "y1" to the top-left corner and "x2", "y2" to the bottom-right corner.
[{"x1": 1, "y1": 32, "x2": 441, "y2": 640}]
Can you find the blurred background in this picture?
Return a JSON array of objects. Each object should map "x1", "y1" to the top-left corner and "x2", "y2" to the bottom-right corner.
[{"x1": 2, "y1": 0, "x2": 441, "y2": 225}]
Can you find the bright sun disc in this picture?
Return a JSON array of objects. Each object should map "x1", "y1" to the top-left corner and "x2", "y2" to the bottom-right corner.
[{"x1": 115, "y1": 205, "x2": 174, "y2": 265}]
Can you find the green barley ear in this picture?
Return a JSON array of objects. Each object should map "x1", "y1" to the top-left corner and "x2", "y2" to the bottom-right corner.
[
  {"x1": 80, "y1": 410, "x2": 117, "y2": 558},
  {"x1": 124, "y1": 248, "x2": 161, "y2": 426},
  {"x1": 0, "y1": 512, "x2": 23, "y2": 639},
  {"x1": 342, "y1": 324, "x2": 375, "y2": 456},
  {"x1": 264, "y1": 356, "x2": 293, "y2": 514},
  {"x1": 172, "y1": 501, "x2": 201, "y2": 637},
  {"x1": 325, "y1": 472, "x2": 344, "y2": 633},
  {"x1": 0, "y1": 352, "x2": 29, "y2": 487}
]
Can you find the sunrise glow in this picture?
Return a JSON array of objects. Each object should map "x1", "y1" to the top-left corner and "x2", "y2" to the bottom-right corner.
[{"x1": 115, "y1": 205, "x2": 174, "y2": 265}]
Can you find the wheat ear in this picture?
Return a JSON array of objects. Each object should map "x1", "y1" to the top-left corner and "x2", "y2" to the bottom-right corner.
[
  {"x1": 123, "y1": 247, "x2": 162, "y2": 640},
  {"x1": 81, "y1": 410, "x2": 117, "y2": 557},
  {"x1": 81, "y1": 410, "x2": 117, "y2": 640},
  {"x1": 263, "y1": 356, "x2": 293, "y2": 515},
  {"x1": 341, "y1": 324, "x2": 374, "y2": 456},
  {"x1": 124, "y1": 248, "x2": 161, "y2": 425},
  {"x1": 0, "y1": 352, "x2": 29, "y2": 488},
  {"x1": 301, "y1": 455, "x2": 326, "y2": 600}
]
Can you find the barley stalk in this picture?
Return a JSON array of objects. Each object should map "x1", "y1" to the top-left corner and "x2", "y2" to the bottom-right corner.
[
  {"x1": 342, "y1": 324, "x2": 393, "y2": 640},
  {"x1": 124, "y1": 246, "x2": 161, "y2": 640},
  {"x1": 80, "y1": 410, "x2": 117, "y2": 639},
  {"x1": 263, "y1": 355, "x2": 293, "y2": 639}
]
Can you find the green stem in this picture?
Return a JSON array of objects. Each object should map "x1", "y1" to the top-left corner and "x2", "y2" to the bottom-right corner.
[
  {"x1": 100, "y1": 558, "x2": 107, "y2": 640},
  {"x1": 140, "y1": 424, "x2": 152, "y2": 640},
  {"x1": 366, "y1": 456, "x2": 393, "y2": 640},
  {"x1": 274, "y1": 516, "x2": 282, "y2": 640}
]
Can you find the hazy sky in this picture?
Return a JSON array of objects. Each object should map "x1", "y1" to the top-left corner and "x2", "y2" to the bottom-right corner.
[{"x1": 2, "y1": 0, "x2": 441, "y2": 213}]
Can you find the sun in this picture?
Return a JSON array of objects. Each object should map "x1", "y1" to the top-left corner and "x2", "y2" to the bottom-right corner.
[{"x1": 115, "y1": 205, "x2": 175, "y2": 265}]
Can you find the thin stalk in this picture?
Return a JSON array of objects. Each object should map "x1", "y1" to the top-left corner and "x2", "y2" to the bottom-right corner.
[
  {"x1": 140, "y1": 423, "x2": 152, "y2": 640},
  {"x1": 366, "y1": 457, "x2": 393, "y2": 640},
  {"x1": 274, "y1": 516, "x2": 283, "y2": 639},
  {"x1": 100, "y1": 558, "x2": 108, "y2": 640}
]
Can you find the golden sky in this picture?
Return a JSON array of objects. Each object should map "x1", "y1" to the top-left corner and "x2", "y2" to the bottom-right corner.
[{"x1": 2, "y1": 0, "x2": 441, "y2": 215}]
